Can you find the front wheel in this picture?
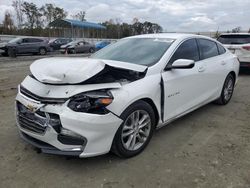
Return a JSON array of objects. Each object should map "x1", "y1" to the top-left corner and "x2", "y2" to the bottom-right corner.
[
  {"x1": 111, "y1": 101, "x2": 155, "y2": 158},
  {"x1": 214, "y1": 73, "x2": 235, "y2": 105}
]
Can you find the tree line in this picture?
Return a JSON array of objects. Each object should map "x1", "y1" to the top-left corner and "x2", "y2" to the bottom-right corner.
[{"x1": 0, "y1": 0, "x2": 163, "y2": 38}]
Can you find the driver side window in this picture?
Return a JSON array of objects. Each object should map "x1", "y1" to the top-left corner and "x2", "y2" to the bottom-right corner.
[{"x1": 169, "y1": 38, "x2": 200, "y2": 65}]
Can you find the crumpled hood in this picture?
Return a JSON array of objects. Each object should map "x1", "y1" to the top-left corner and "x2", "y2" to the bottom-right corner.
[{"x1": 30, "y1": 57, "x2": 147, "y2": 84}]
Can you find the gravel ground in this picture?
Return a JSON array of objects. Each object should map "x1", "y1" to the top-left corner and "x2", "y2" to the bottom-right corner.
[{"x1": 0, "y1": 57, "x2": 250, "y2": 188}]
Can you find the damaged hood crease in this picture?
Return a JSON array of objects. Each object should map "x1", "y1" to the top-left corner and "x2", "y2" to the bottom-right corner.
[{"x1": 30, "y1": 57, "x2": 147, "y2": 84}]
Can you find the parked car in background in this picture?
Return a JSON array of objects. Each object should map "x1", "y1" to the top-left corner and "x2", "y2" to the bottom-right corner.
[
  {"x1": 49, "y1": 38, "x2": 72, "y2": 51},
  {"x1": 0, "y1": 41, "x2": 8, "y2": 55},
  {"x1": 0, "y1": 37, "x2": 51, "y2": 56},
  {"x1": 95, "y1": 41, "x2": 111, "y2": 51},
  {"x1": 217, "y1": 33, "x2": 250, "y2": 68},
  {"x1": 15, "y1": 34, "x2": 239, "y2": 158},
  {"x1": 60, "y1": 40, "x2": 95, "y2": 54}
]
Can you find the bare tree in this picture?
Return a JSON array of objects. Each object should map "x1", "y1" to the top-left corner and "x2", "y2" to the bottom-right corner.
[
  {"x1": 21, "y1": 2, "x2": 43, "y2": 30},
  {"x1": 3, "y1": 11, "x2": 15, "y2": 32},
  {"x1": 53, "y1": 7, "x2": 67, "y2": 21},
  {"x1": 71, "y1": 11, "x2": 86, "y2": 21},
  {"x1": 232, "y1": 26, "x2": 241, "y2": 33},
  {"x1": 12, "y1": 0, "x2": 24, "y2": 29},
  {"x1": 40, "y1": 4, "x2": 54, "y2": 24}
]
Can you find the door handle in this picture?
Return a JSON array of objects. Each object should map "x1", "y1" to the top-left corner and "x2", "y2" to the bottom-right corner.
[{"x1": 198, "y1": 66, "x2": 205, "y2": 72}]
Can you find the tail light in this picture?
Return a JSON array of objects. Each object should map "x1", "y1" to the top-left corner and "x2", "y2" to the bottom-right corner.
[{"x1": 242, "y1": 46, "x2": 250, "y2": 51}]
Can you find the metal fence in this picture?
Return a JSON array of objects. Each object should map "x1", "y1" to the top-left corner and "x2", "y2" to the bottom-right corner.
[{"x1": 0, "y1": 34, "x2": 117, "y2": 44}]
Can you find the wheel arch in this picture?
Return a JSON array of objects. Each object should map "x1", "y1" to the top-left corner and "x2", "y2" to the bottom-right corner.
[
  {"x1": 142, "y1": 98, "x2": 160, "y2": 126},
  {"x1": 129, "y1": 98, "x2": 160, "y2": 126},
  {"x1": 229, "y1": 71, "x2": 236, "y2": 84}
]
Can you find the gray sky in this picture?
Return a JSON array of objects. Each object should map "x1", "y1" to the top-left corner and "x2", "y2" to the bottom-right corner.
[{"x1": 0, "y1": 0, "x2": 249, "y2": 32}]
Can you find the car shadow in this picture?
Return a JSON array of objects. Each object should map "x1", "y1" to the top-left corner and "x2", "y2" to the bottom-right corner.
[{"x1": 34, "y1": 102, "x2": 217, "y2": 166}]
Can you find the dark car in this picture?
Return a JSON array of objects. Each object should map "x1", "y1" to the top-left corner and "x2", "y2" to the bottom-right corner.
[
  {"x1": 0, "y1": 37, "x2": 51, "y2": 57},
  {"x1": 95, "y1": 41, "x2": 111, "y2": 51},
  {"x1": 49, "y1": 38, "x2": 72, "y2": 51},
  {"x1": 60, "y1": 40, "x2": 95, "y2": 54}
]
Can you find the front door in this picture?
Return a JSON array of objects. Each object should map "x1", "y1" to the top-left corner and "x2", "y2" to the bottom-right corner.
[{"x1": 162, "y1": 38, "x2": 205, "y2": 122}]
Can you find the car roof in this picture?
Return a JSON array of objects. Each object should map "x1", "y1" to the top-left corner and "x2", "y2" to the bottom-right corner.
[
  {"x1": 219, "y1": 33, "x2": 250, "y2": 36},
  {"x1": 126, "y1": 33, "x2": 211, "y2": 40}
]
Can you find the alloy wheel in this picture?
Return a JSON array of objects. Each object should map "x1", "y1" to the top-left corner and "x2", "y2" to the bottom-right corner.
[
  {"x1": 224, "y1": 77, "x2": 234, "y2": 102},
  {"x1": 121, "y1": 110, "x2": 151, "y2": 151},
  {"x1": 40, "y1": 48, "x2": 46, "y2": 55}
]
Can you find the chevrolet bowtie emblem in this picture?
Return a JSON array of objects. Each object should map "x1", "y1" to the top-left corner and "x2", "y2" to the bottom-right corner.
[{"x1": 26, "y1": 104, "x2": 37, "y2": 112}]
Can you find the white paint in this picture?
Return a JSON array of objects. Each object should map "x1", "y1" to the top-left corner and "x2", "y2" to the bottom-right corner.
[{"x1": 16, "y1": 33, "x2": 240, "y2": 157}]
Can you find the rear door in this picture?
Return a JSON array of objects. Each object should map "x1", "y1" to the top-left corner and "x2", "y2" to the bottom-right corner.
[
  {"x1": 75, "y1": 41, "x2": 85, "y2": 53},
  {"x1": 196, "y1": 38, "x2": 227, "y2": 99},
  {"x1": 83, "y1": 42, "x2": 91, "y2": 52},
  {"x1": 29, "y1": 38, "x2": 44, "y2": 53}
]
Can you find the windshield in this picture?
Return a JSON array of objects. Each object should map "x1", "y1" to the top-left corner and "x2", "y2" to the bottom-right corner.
[
  {"x1": 218, "y1": 35, "x2": 250, "y2": 44},
  {"x1": 8, "y1": 38, "x2": 21, "y2": 44},
  {"x1": 91, "y1": 38, "x2": 174, "y2": 66}
]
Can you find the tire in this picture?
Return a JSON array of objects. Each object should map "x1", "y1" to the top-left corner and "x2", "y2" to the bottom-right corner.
[
  {"x1": 1, "y1": 51, "x2": 8, "y2": 56},
  {"x1": 8, "y1": 47, "x2": 17, "y2": 57},
  {"x1": 39, "y1": 47, "x2": 47, "y2": 55},
  {"x1": 214, "y1": 73, "x2": 235, "y2": 105},
  {"x1": 111, "y1": 100, "x2": 156, "y2": 158},
  {"x1": 89, "y1": 48, "x2": 95, "y2": 53}
]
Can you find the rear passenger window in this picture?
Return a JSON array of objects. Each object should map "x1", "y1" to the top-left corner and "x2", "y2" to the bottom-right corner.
[
  {"x1": 198, "y1": 39, "x2": 219, "y2": 59},
  {"x1": 22, "y1": 38, "x2": 29, "y2": 43},
  {"x1": 217, "y1": 43, "x2": 226, "y2": 55},
  {"x1": 169, "y1": 39, "x2": 199, "y2": 65},
  {"x1": 29, "y1": 38, "x2": 43, "y2": 43}
]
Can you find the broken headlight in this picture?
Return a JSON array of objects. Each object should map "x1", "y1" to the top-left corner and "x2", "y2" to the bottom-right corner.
[{"x1": 67, "y1": 91, "x2": 113, "y2": 114}]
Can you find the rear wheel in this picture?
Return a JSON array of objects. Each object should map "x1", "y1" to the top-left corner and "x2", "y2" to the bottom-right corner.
[
  {"x1": 89, "y1": 48, "x2": 95, "y2": 53},
  {"x1": 39, "y1": 47, "x2": 47, "y2": 55},
  {"x1": 111, "y1": 101, "x2": 155, "y2": 158},
  {"x1": 214, "y1": 73, "x2": 235, "y2": 105}
]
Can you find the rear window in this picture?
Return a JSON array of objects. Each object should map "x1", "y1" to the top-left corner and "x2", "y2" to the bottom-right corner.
[
  {"x1": 198, "y1": 39, "x2": 219, "y2": 60},
  {"x1": 218, "y1": 35, "x2": 250, "y2": 44},
  {"x1": 217, "y1": 43, "x2": 226, "y2": 55}
]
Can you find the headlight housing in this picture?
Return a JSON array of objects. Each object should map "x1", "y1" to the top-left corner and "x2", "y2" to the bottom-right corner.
[{"x1": 67, "y1": 90, "x2": 113, "y2": 114}]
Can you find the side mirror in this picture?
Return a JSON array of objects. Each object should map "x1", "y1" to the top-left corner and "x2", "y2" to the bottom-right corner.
[{"x1": 171, "y1": 59, "x2": 195, "y2": 69}]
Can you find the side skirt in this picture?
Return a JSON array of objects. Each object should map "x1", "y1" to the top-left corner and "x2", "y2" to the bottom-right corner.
[{"x1": 156, "y1": 96, "x2": 218, "y2": 130}]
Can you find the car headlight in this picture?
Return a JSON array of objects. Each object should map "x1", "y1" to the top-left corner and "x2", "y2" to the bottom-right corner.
[{"x1": 67, "y1": 91, "x2": 113, "y2": 114}]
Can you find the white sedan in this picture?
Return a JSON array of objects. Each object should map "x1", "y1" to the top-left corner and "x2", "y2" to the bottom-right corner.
[{"x1": 15, "y1": 33, "x2": 239, "y2": 158}]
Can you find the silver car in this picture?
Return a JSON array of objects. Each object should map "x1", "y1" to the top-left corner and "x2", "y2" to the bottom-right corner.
[
  {"x1": 60, "y1": 40, "x2": 95, "y2": 54},
  {"x1": 1, "y1": 37, "x2": 51, "y2": 56}
]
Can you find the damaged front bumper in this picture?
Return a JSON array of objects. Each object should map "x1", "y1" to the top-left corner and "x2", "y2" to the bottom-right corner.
[{"x1": 15, "y1": 85, "x2": 123, "y2": 158}]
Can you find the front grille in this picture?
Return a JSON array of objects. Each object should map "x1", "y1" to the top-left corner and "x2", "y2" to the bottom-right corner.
[
  {"x1": 17, "y1": 102, "x2": 47, "y2": 134},
  {"x1": 16, "y1": 102, "x2": 62, "y2": 134},
  {"x1": 20, "y1": 85, "x2": 67, "y2": 104}
]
